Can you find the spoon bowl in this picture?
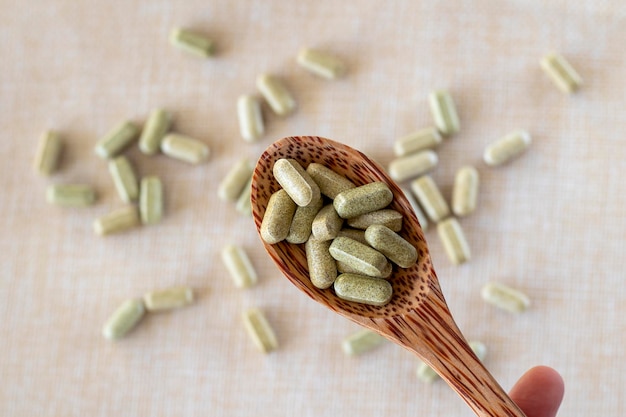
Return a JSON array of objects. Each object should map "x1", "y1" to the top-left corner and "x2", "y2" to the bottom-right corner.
[{"x1": 251, "y1": 136, "x2": 526, "y2": 417}]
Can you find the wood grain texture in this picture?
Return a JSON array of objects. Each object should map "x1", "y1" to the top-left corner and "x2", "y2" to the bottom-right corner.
[{"x1": 251, "y1": 136, "x2": 526, "y2": 417}]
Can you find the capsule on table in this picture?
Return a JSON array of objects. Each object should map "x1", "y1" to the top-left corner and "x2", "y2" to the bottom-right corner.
[
  {"x1": 341, "y1": 329, "x2": 386, "y2": 356},
  {"x1": 242, "y1": 308, "x2": 278, "y2": 353},
  {"x1": 221, "y1": 244, "x2": 258, "y2": 288},
  {"x1": 260, "y1": 189, "x2": 297, "y2": 244},
  {"x1": 481, "y1": 282, "x2": 530, "y2": 313},
  {"x1": 143, "y1": 287, "x2": 193, "y2": 312},
  {"x1": 437, "y1": 217, "x2": 471, "y2": 265},
  {"x1": 410, "y1": 175, "x2": 450, "y2": 223},
  {"x1": 286, "y1": 197, "x2": 323, "y2": 244},
  {"x1": 93, "y1": 206, "x2": 140, "y2": 236},
  {"x1": 311, "y1": 204, "x2": 344, "y2": 241},
  {"x1": 305, "y1": 238, "x2": 337, "y2": 289},
  {"x1": 139, "y1": 108, "x2": 172, "y2": 155},
  {"x1": 47, "y1": 184, "x2": 96, "y2": 207},
  {"x1": 483, "y1": 130, "x2": 532, "y2": 167},
  {"x1": 452, "y1": 166, "x2": 479, "y2": 217},
  {"x1": 388, "y1": 149, "x2": 438, "y2": 182},
  {"x1": 169, "y1": 27, "x2": 214, "y2": 58},
  {"x1": 235, "y1": 177, "x2": 253, "y2": 217},
  {"x1": 102, "y1": 298, "x2": 146, "y2": 340},
  {"x1": 297, "y1": 48, "x2": 346, "y2": 79},
  {"x1": 306, "y1": 163, "x2": 356, "y2": 199},
  {"x1": 273, "y1": 158, "x2": 321, "y2": 207},
  {"x1": 429, "y1": 90, "x2": 460, "y2": 136},
  {"x1": 401, "y1": 186, "x2": 429, "y2": 232},
  {"x1": 237, "y1": 95, "x2": 264, "y2": 142},
  {"x1": 139, "y1": 176, "x2": 164, "y2": 225},
  {"x1": 329, "y1": 236, "x2": 390, "y2": 277},
  {"x1": 218, "y1": 158, "x2": 253, "y2": 202},
  {"x1": 256, "y1": 73, "x2": 296, "y2": 116},
  {"x1": 365, "y1": 224, "x2": 417, "y2": 268},
  {"x1": 95, "y1": 120, "x2": 140, "y2": 159},
  {"x1": 346, "y1": 209, "x2": 403, "y2": 232},
  {"x1": 161, "y1": 133, "x2": 209, "y2": 164},
  {"x1": 393, "y1": 127, "x2": 442, "y2": 157},
  {"x1": 540, "y1": 53, "x2": 582, "y2": 94},
  {"x1": 34, "y1": 130, "x2": 63, "y2": 176},
  {"x1": 334, "y1": 182, "x2": 393, "y2": 219},
  {"x1": 109, "y1": 156, "x2": 139, "y2": 203},
  {"x1": 334, "y1": 273, "x2": 393, "y2": 307}
]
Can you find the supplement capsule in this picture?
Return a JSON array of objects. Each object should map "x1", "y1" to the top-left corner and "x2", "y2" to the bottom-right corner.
[
  {"x1": 334, "y1": 273, "x2": 393, "y2": 307},
  {"x1": 139, "y1": 176, "x2": 164, "y2": 225},
  {"x1": 260, "y1": 189, "x2": 297, "y2": 244},
  {"x1": 336, "y1": 259, "x2": 392, "y2": 279},
  {"x1": 341, "y1": 329, "x2": 386, "y2": 356},
  {"x1": 93, "y1": 206, "x2": 140, "y2": 236},
  {"x1": 437, "y1": 218, "x2": 471, "y2": 265},
  {"x1": 365, "y1": 224, "x2": 417, "y2": 268},
  {"x1": 329, "y1": 236, "x2": 389, "y2": 277},
  {"x1": 286, "y1": 197, "x2": 323, "y2": 244},
  {"x1": 34, "y1": 130, "x2": 63, "y2": 176},
  {"x1": 256, "y1": 73, "x2": 296, "y2": 116},
  {"x1": 102, "y1": 298, "x2": 145, "y2": 340},
  {"x1": 235, "y1": 177, "x2": 253, "y2": 217},
  {"x1": 108, "y1": 156, "x2": 139, "y2": 203},
  {"x1": 218, "y1": 158, "x2": 253, "y2": 202},
  {"x1": 311, "y1": 204, "x2": 344, "y2": 241},
  {"x1": 95, "y1": 120, "x2": 140, "y2": 159},
  {"x1": 388, "y1": 150, "x2": 438, "y2": 182},
  {"x1": 169, "y1": 27, "x2": 214, "y2": 58},
  {"x1": 347, "y1": 209, "x2": 403, "y2": 232},
  {"x1": 237, "y1": 95, "x2": 264, "y2": 142},
  {"x1": 410, "y1": 175, "x2": 450, "y2": 223},
  {"x1": 481, "y1": 282, "x2": 530, "y2": 313},
  {"x1": 139, "y1": 108, "x2": 171, "y2": 155},
  {"x1": 540, "y1": 53, "x2": 582, "y2": 94},
  {"x1": 306, "y1": 163, "x2": 356, "y2": 199},
  {"x1": 47, "y1": 184, "x2": 96, "y2": 207},
  {"x1": 222, "y1": 244, "x2": 258, "y2": 288},
  {"x1": 305, "y1": 238, "x2": 337, "y2": 289},
  {"x1": 273, "y1": 158, "x2": 321, "y2": 207},
  {"x1": 161, "y1": 133, "x2": 209, "y2": 164},
  {"x1": 452, "y1": 166, "x2": 479, "y2": 217},
  {"x1": 401, "y1": 186, "x2": 429, "y2": 232},
  {"x1": 143, "y1": 287, "x2": 193, "y2": 312},
  {"x1": 483, "y1": 130, "x2": 532, "y2": 167},
  {"x1": 393, "y1": 127, "x2": 442, "y2": 157},
  {"x1": 429, "y1": 90, "x2": 460, "y2": 136},
  {"x1": 334, "y1": 182, "x2": 393, "y2": 219},
  {"x1": 296, "y1": 48, "x2": 346, "y2": 79},
  {"x1": 336, "y1": 228, "x2": 368, "y2": 245},
  {"x1": 242, "y1": 308, "x2": 278, "y2": 353}
]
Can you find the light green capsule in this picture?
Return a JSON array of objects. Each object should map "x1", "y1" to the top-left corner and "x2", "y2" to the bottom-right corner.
[
  {"x1": 218, "y1": 158, "x2": 253, "y2": 202},
  {"x1": 481, "y1": 282, "x2": 530, "y2": 313},
  {"x1": 334, "y1": 273, "x2": 393, "y2": 307},
  {"x1": 336, "y1": 228, "x2": 368, "y2": 245},
  {"x1": 273, "y1": 158, "x2": 320, "y2": 207},
  {"x1": 437, "y1": 218, "x2": 471, "y2": 265},
  {"x1": 297, "y1": 48, "x2": 346, "y2": 79},
  {"x1": 109, "y1": 156, "x2": 139, "y2": 203},
  {"x1": 311, "y1": 204, "x2": 344, "y2": 241},
  {"x1": 329, "y1": 236, "x2": 389, "y2": 277},
  {"x1": 222, "y1": 244, "x2": 258, "y2": 288},
  {"x1": 161, "y1": 133, "x2": 209, "y2": 164},
  {"x1": 452, "y1": 166, "x2": 479, "y2": 217},
  {"x1": 169, "y1": 27, "x2": 214, "y2": 58},
  {"x1": 388, "y1": 150, "x2": 438, "y2": 182},
  {"x1": 235, "y1": 177, "x2": 253, "y2": 217},
  {"x1": 102, "y1": 298, "x2": 146, "y2": 340},
  {"x1": 483, "y1": 130, "x2": 532, "y2": 167},
  {"x1": 346, "y1": 209, "x2": 403, "y2": 232},
  {"x1": 139, "y1": 109, "x2": 171, "y2": 155},
  {"x1": 93, "y1": 206, "x2": 140, "y2": 236},
  {"x1": 334, "y1": 182, "x2": 393, "y2": 219},
  {"x1": 341, "y1": 329, "x2": 386, "y2": 356},
  {"x1": 95, "y1": 121, "x2": 140, "y2": 159},
  {"x1": 365, "y1": 224, "x2": 417, "y2": 268},
  {"x1": 139, "y1": 176, "x2": 163, "y2": 225},
  {"x1": 34, "y1": 130, "x2": 63, "y2": 176},
  {"x1": 143, "y1": 287, "x2": 193, "y2": 312},
  {"x1": 237, "y1": 95, "x2": 264, "y2": 142},
  {"x1": 256, "y1": 74, "x2": 296, "y2": 116},
  {"x1": 336, "y1": 259, "x2": 392, "y2": 279},
  {"x1": 260, "y1": 189, "x2": 297, "y2": 244},
  {"x1": 286, "y1": 197, "x2": 323, "y2": 244},
  {"x1": 242, "y1": 308, "x2": 278, "y2": 353},
  {"x1": 540, "y1": 53, "x2": 582, "y2": 94},
  {"x1": 401, "y1": 186, "x2": 429, "y2": 232},
  {"x1": 429, "y1": 90, "x2": 460, "y2": 136},
  {"x1": 306, "y1": 163, "x2": 356, "y2": 199},
  {"x1": 305, "y1": 238, "x2": 337, "y2": 289},
  {"x1": 46, "y1": 184, "x2": 96, "y2": 207},
  {"x1": 393, "y1": 127, "x2": 442, "y2": 157},
  {"x1": 410, "y1": 175, "x2": 450, "y2": 223}
]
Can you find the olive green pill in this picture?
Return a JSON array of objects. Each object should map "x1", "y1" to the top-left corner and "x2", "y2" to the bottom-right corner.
[
  {"x1": 336, "y1": 259, "x2": 392, "y2": 279},
  {"x1": 260, "y1": 189, "x2": 297, "y2": 244},
  {"x1": 34, "y1": 130, "x2": 63, "y2": 176},
  {"x1": 341, "y1": 329, "x2": 386, "y2": 356},
  {"x1": 334, "y1": 182, "x2": 393, "y2": 219},
  {"x1": 46, "y1": 184, "x2": 96, "y2": 207},
  {"x1": 93, "y1": 206, "x2": 140, "y2": 236},
  {"x1": 286, "y1": 197, "x2": 323, "y2": 244},
  {"x1": 109, "y1": 156, "x2": 139, "y2": 203},
  {"x1": 346, "y1": 209, "x2": 403, "y2": 232},
  {"x1": 169, "y1": 27, "x2": 214, "y2": 58},
  {"x1": 336, "y1": 228, "x2": 368, "y2": 245},
  {"x1": 306, "y1": 163, "x2": 356, "y2": 199},
  {"x1": 273, "y1": 158, "x2": 321, "y2": 207},
  {"x1": 334, "y1": 273, "x2": 393, "y2": 307},
  {"x1": 305, "y1": 238, "x2": 337, "y2": 289},
  {"x1": 139, "y1": 176, "x2": 163, "y2": 225},
  {"x1": 365, "y1": 224, "x2": 417, "y2": 268},
  {"x1": 102, "y1": 298, "x2": 145, "y2": 340},
  {"x1": 311, "y1": 204, "x2": 344, "y2": 241},
  {"x1": 329, "y1": 236, "x2": 389, "y2": 277},
  {"x1": 139, "y1": 108, "x2": 171, "y2": 155},
  {"x1": 95, "y1": 120, "x2": 140, "y2": 159}
]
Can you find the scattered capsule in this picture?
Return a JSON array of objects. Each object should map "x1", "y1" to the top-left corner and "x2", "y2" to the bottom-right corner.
[
  {"x1": 401, "y1": 186, "x2": 429, "y2": 232},
  {"x1": 297, "y1": 48, "x2": 346, "y2": 79},
  {"x1": 305, "y1": 238, "x2": 337, "y2": 289},
  {"x1": 139, "y1": 109, "x2": 171, "y2": 155},
  {"x1": 452, "y1": 166, "x2": 479, "y2": 217},
  {"x1": 235, "y1": 177, "x2": 253, "y2": 217},
  {"x1": 102, "y1": 298, "x2": 145, "y2": 340},
  {"x1": 306, "y1": 163, "x2": 356, "y2": 199},
  {"x1": 260, "y1": 189, "x2": 297, "y2": 244},
  {"x1": 334, "y1": 273, "x2": 393, "y2": 307},
  {"x1": 437, "y1": 218, "x2": 471, "y2": 265},
  {"x1": 242, "y1": 308, "x2": 278, "y2": 353},
  {"x1": 237, "y1": 95, "x2": 264, "y2": 142},
  {"x1": 410, "y1": 175, "x2": 450, "y2": 223},
  {"x1": 34, "y1": 130, "x2": 63, "y2": 176},
  {"x1": 273, "y1": 158, "x2": 321, "y2": 207},
  {"x1": 47, "y1": 184, "x2": 96, "y2": 207},
  {"x1": 256, "y1": 73, "x2": 296, "y2": 116},
  {"x1": 222, "y1": 244, "x2": 258, "y2": 288},
  {"x1": 311, "y1": 204, "x2": 344, "y2": 241},
  {"x1": 334, "y1": 182, "x2": 393, "y2": 219},
  {"x1": 169, "y1": 27, "x2": 214, "y2": 58},
  {"x1": 139, "y1": 176, "x2": 164, "y2": 225},
  {"x1": 143, "y1": 287, "x2": 193, "y2": 312},
  {"x1": 108, "y1": 156, "x2": 139, "y2": 203},
  {"x1": 218, "y1": 158, "x2": 253, "y2": 202},
  {"x1": 388, "y1": 150, "x2": 438, "y2": 183},
  {"x1": 393, "y1": 127, "x2": 442, "y2": 157},
  {"x1": 329, "y1": 236, "x2": 390, "y2": 277},
  {"x1": 286, "y1": 197, "x2": 323, "y2": 244},
  {"x1": 93, "y1": 206, "x2": 140, "y2": 236},
  {"x1": 483, "y1": 130, "x2": 532, "y2": 167},
  {"x1": 161, "y1": 133, "x2": 209, "y2": 164},
  {"x1": 429, "y1": 90, "x2": 460, "y2": 136},
  {"x1": 95, "y1": 120, "x2": 140, "y2": 159},
  {"x1": 481, "y1": 282, "x2": 530, "y2": 313},
  {"x1": 341, "y1": 329, "x2": 386, "y2": 356},
  {"x1": 540, "y1": 53, "x2": 582, "y2": 94}
]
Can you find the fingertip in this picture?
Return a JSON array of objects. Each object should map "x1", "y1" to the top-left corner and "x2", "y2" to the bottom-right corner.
[{"x1": 510, "y1": 366, "x2": 564, "y2": 417}]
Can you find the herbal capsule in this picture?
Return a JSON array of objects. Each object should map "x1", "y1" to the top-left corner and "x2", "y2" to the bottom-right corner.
[
  {"x1": 393, "y1": 127, "x2": 442, "y2": 157},
  {"x1": 218, "y1": 158, "x2": 253, "y2": 202},
  {"x1": 242, "y1": 308, "x2": 278, "y2": 353},
  {"x1": 139, "y1": 176, "x2": 163, "y2": 225},
  {"x1": 311, "y1": 204, "x2": 344, "y2": 241},
  {"x1": 336, "y1": 259, "x2": 392, "y2": 279},
  {"x1": 102, "y1": 298, "x2": 145, "y2": 340},
  {"x1": 401, "y1": 186, "x2": 429, "y2": 232},
  {"x1": 334, "y1": 273, "x2": 393, "y2": 307},
  {"x1": 221, "y1": 244, "x2": 258, "y2": 288},
  {"x1": 306, "y1": 163, "x2": 356, "y2": 199},
  {"x1": 256, "y1": 73, "x2": 296, "y2": 116},
  {"x1": 334, "y1": 182, "x2": 393, "y2": 219},
  {"x1": 437, "y1": 218, "x2": 471, "y2": 265},
  {"x1": 237, "y1": 95, "x2": 264, "y2": 142},
  {"x1": 305, "y1": 238, "x2": 337, "y2": 289},
  {"x1": 336, "y1": 228, "x2": 368, "y2": 245},
  {"x1": 139, "y1": 108, "x2": 171, "y2": 155},
  {"x1": 46, "y1": 184, "x2": 96, "y2": 207},
  {"x1": 34, "y1": 130, "x2": 63, "y2": 176},
  {"x1": 388, "y1": 150, "x2": 438, "y2": 182},
  {"x1": 286, "y1": 197, "x2": 323, "y2": 244},
  {"x1": 540, "y1": 53, "x2": 582, "y2": 93},
  {"x1": 169, "y1": 27, "x2": 214, "y2": 58},
  {"x1": 93, "y1": 206, "x2": 140, "y2": 236},
  {"x1": 429, "y1": 90, "x2": 460, "y2": 136},
  {"x1": 329, "y1": 237, "x2": 389, "y2": 277},
  {"x1": 261, "y1": 188, "x2": 297, "y2": 244},
  {"x1": 483, "y1": 130, "x2": 532, "y2": 167},
  {"x1": 481, "y1": 282, "x2": 530, "y2": 313},
  {"x1": 95, "y1": 120, "x2": 140, "y2": 159},
  {"x1": 452, "y1": 166, "x2": 479, "y2": 217},
  {"x1": 347, "y1": 209, "x2": 403, "y2": 232},
  {"x1": 108, "y1": 156, "x2": 139, "y2": 203},
  {"x1": 273, "y1": 158, "x2": 321, "y2": 207},
  {"x1": 143, "y1": 287, "x2": 193, "y2": 312},
  {"x1": 342, "y1": 329, "x2": 386, "y2": 356},
  {"x1": 296, "y1": 48, "x2": 346, "y2": 79},
  {"x1": 365, "y1": 224, "x2": 417, "y2": 268},
  {"x1": 417, "y1": 340, "x2": 486, "y2": 382},
  {"x1": 161, "y1": 133, "x2": 209, "y2": 164},
  {"x1": 235, "y1": 177, "x2": 253, "y2": 217},
  {"x1": 410, "y1": 175, "x2": 450, "y2": 223}
]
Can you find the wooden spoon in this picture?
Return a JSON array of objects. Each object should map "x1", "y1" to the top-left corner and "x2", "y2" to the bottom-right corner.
[{"x1": 251, "y1": 136, "x2": 526, "y2": 417}]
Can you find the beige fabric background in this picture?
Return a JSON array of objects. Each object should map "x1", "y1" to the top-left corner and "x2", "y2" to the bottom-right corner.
[{"x1": 1, "y1": 1, "x2": 625, "y2": 416}]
